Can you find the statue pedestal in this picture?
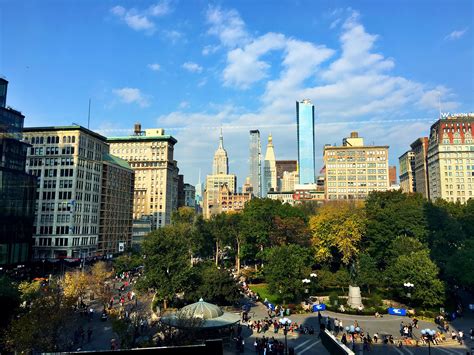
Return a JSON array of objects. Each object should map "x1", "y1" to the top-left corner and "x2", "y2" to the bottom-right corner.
[{"x1": 347, "y1": 285, "x2": 363, "y2": 309}]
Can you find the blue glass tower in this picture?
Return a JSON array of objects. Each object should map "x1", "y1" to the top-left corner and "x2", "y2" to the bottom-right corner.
[{"x1": 296, "y1": 99, "x2": 315, "y2": 184}]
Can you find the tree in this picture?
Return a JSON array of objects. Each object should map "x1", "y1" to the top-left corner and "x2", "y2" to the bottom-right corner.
[
  {"x1": 385, "y1": 249, "x2": 445, "y2": 308},
  {"x1": 364, "y1": 191, "x2": 428, "y2": 268},
  {"x1": 355, "y1": 253, "x2": 379, "y2": 294},
  {"x1": 185, "y1": 262, "x2": 240, "y2": 305},
  {"x1": 62, "y1": 270, "x2": 89, "y2": 305},
  {"x1": 6, "y1": 280, "x2": 75, "y2": 352},
  {"x1": 445, "y1": 239, "x2": 474, "y2": 290},
  {"x1": 0, "y1": 276, "x2": 20, "y2": 329},
  {"x1": 269, "y1": 216, "x2": 310, "y2": 247},
  {"x1": 113, "y1": 250, "x2": 143, "y2": 275},
  {"x1": 264, "y1": 245, "x2": 312, "y2": 303},
  {"x1": 309, "y1": 201, "x2": 366, "y2": 265},
  {"x1": 139, "y1": 225, "x2": 191, "y2": 309},
  {"x1": 90, "y1": 261, "x2": 113, "y2": 307}
]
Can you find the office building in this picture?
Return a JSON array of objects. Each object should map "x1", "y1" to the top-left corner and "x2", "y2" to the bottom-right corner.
[
  {"x1": 427, "y1": 114, "x2": 474, "y2": 203},
  {"x1": 389, "y1": 166, "x2": 397, "y2": 186},
  {"x1": 23, "y1": 126, "x2": 109, "y2": 259},
  {"x1": 399, "y1": 151, "x2": 416, "y2": 193},
  {"x1": 296, "y1": 99, "x2": 316, "y2": 184},
  {"x1": 410, "y1": 137, "x2": 430, "y2": 199},
  {"x1": 204, "y1": 132, "x2": 237, "y2": 218},
  {"x1": 263, "y1": 134, "x2": 277, "y2": 197},
  {"x1": 249, "y1": 130, "x2": 262, "y2": 197},
  {"x1": 0, "y1": 78, "x2": 36, "y2": 266},
  {"x1": 177, "y1": 174, "x2": 185, "y2": 208},
  {"x1": 281, "y1": 171, "x2": 299, "y2": 192},
  {"x1": 324, "y1": 132, "x2": 389, "y2": 200},
  {"x1": 108, "y1": 124, "x2": 179, "y2": 228},
  {"x1": 216, "y1": 183, "x2": 252, "y2": 215},
  {"x1": 99, "y1": 154, "x2": 134, "y2": 257},
  {"x1": 276, "y1": 160, "x2": 297, "y2": 191},
  {"x1": 213, "y1": 129, "x2": 228, "y2": 175},
  {"x1": 184, "y1": 183, "x2": 196, "y2": 208}
]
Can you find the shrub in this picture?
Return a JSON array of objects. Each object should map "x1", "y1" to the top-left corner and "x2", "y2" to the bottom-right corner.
[{"x1": 328, "y1": 291, "x2": 340, "y2": 306}]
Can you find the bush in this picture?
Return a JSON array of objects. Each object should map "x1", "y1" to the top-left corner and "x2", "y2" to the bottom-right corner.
[
  {"x1": 328, "y1": 292, "x2": 340, "y2": 306},
  {"x1": 364, "y1": 294, "x2": 383, "y2": 307}
]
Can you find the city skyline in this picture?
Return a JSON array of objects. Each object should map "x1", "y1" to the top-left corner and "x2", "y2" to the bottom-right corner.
[{"x1": 2, "y1": 1, "x2": 473, "y2": 185}]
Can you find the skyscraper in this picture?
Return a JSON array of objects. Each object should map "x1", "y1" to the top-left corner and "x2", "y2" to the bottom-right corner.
[
  {"x1": 213, "y1": 129, "x2": 229, "y2": 175},
  {"x1": 249, "y1": 130, "x2": 261, "y2": 197},
  {"x1": 263, "y1": 134, "x2": 277, "y2": 197},
  {"x1": 296, "y1": 99, "x2": 316, "y2": 184}
]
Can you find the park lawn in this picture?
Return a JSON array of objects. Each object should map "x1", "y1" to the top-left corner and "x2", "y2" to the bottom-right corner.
[{"x1": 249, "y1": 283, "x2": 282, "y2": 304}]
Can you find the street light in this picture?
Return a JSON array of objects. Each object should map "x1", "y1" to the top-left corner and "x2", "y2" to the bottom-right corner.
[
  {"x1": 302, "y1": 278, "x2": 311, "y2": 294},
  {"x1": 421, "y1": 328, "x2": 436, "y2": 355},
  {"x1": 403, "y1": 282, "x2": 414, "y2": 303},
  {"x1": 279, "y1": 317, "x2": 292, "y2": 355}
]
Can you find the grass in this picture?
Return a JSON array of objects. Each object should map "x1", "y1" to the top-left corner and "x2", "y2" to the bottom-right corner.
[{"x1": 249, "y1": 283, "x2": 282, "y2": 304}]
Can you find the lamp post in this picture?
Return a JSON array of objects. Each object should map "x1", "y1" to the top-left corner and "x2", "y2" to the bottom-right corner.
[
  {"x1": 421, "y1": 328, "x2": 436, "y2": 355},
  {"x1": 403, "y1": 282, "x2": 414, "y2": 306},
  {"x1": 279, "y1": 317, "x2": 291, "y2": 355},
  {"x1": 302, "y1": 278, "x2": 311, "y2": 295}
]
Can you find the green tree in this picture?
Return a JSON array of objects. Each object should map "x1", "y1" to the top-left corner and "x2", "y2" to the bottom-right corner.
[
  {"x1": 113, "y1": 250, "x2": 143, "y2": 275},
  {"x1": 0, "y1": 276, "x2": 20, "y2": 329},
  {"x1": 364, "y1": 191, "x2": 428, "y2": 268},
  {"x1": 139, "y1": 226, "x2": 191, "y2": 309},
  {"x1": 309, "y1": 201, "x2": 366, "y2": 265},
  {"x1": 445, "y1": 239, "x2": 474, "y2": 290},
  {"x1": 385, "y1": 249, "x2": 445, "y2": 308},
  {"x1": 264, "y1": 245, "x2": 312, "y2": 303},
  {"x1": 355, "y1": 253, "x2": 379, "y2": 294},
  {"x1": 185, "y1": 262, "x2": 240, "y2": 305},
  {"x1": 269, "y1": 216, "x2": 310, "y2": 247}
]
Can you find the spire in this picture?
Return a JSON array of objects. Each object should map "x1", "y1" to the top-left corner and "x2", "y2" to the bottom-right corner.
[
  {"x1": 268, "y1": 133, "x2": 273, "y2": 146},
  {"x1": 218, "y1": 127, "x2": 224, "y2": 149}
]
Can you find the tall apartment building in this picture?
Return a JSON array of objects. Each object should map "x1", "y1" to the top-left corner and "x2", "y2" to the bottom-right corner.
[
  {"x1": 99, "y1": 154, "x2": 134, "y2": 256},
  {"x1": 296, "y1": 99, "x2": 316, "y2": 184},
  {"x1": 399, "y1": 151, "x2": 416, "y2": 193},
  {"x1": 0, "y1": 78, "x2": 36, "y2": 266},
  {"x1": 263, "y1": 134, "x2": 277, "y2": 197},
  {"x1": 427, "y1": 114, "x2": 474, "y2": 203},
  {"x1": 249, "y1": 130, "x2": 262, "y2": 197},
  {"x1": 324, "y1": 132, "x2": 389, "y2": 200},
  {"x1": 410, "y1": 137, "x2": 430, "y2": 199},
  {"x1": 108, "y1": 125, "x2": 179, "y2": 229},
  {"x1": 23, "y1": 126, "x2": 108, "y2": 259}
]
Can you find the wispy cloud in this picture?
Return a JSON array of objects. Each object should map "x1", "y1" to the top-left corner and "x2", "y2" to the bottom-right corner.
[
  {"x1": 163, "y1": 30, "x2": 184, "y2": 43},
  {"x1": 110, "y1": 1, "x2": 173, "y2": 34},
  {"x1": 113, "y1": 87, "x2": 150, "y2": 107},
  {"x1": 148, "y1": 63, "x2": 161, "y2": 71},
  {"x1": 445, "y1": 28, "x2": 468, "y2": 40},
  {"x1": 182, "y1": 62, "x2": 203, "y2": 73}
]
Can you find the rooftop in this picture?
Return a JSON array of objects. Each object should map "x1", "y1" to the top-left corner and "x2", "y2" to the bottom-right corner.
[
  {"x1": 23, "y1": 125, "x2": 106, "y2": 141},
  {"x1": 107, "y1": 135, "x2": 177, "y2": 144},
  {"x1": 103, "y1": 153, "x2": 133, "y2": 171}
]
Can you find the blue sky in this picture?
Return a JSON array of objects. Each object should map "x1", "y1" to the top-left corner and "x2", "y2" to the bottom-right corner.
[{"x1": 2, "y1": 0, "x2": 473, "y2": 186}]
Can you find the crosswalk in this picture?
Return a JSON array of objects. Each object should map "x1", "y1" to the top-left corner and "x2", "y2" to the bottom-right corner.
[
  {"x1": 392, "y1": 346, "x2": 466, "y2": 355},
  {"x1": 292, "y1": 338, "x2": 321, "y2": 354}
]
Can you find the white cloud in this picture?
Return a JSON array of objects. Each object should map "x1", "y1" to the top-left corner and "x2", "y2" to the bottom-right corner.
[
  {"x1": 182, "y1": 62, "x2": 203, "y2": 73},
  {"x1": 113, "y1": 88, "x2": 150, "y2": 107},
  {"x1": 206, "y1": 6, "x2": 249, "y2": 48},
  {"x1": 148, "y1": 63, "x2": 161, "y2": 71},
  {"x1": 202, "y1": 45, "x2": 219, "y2": 56},
  {"x1": 110, "y1": 1, "x2": 173, "y2": 33},
  {"x1": 163, "y1": 30, "x2": 183, "y2": 43},
  {"x1": 179, "y1": 101, "x2": 190, "y2": 109},
  {"x1": 445, "y1": 28, "x2": 468, "y2": 40},
  {"x1": 163, "y1": 7, "x2": 462, "y2": 186}
]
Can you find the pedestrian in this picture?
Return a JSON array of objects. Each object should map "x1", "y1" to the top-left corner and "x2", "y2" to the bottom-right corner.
[
  {"x1": 341, "y1": 333, "x2": 347, "y2": 345},
  {"x1": 373, "y1": 333, "x2": 378, "y2": 343},
  {"x1": 87, "y1": 327, "x2": 92, "y2": 342},
  {"x1": 458, "y1": 330, "x2": 464, "y2": 345}
]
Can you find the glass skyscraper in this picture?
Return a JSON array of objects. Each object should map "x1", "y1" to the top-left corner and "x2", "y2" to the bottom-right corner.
[
  {"x1": 249, "y1": 130, "x2": 261, "y2": 197},
  {"x1": 296, "y1": 99, "x2": 316, "y2": 184}
]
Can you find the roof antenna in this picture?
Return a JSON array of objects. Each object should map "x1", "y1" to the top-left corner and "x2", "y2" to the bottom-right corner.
[{"x1": 87, "y1": 98, "x2": 91, "y2": 129}]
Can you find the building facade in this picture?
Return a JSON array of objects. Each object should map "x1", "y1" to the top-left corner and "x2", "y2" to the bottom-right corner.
[
  {"x1": 183, "y1": 183, "x2": 196, "y2": 208},
  {"x1": 281, "y1": 171, "x2": 299, "y2": 192},
  {"x1": 249, "y1": 130, "x2": 261, "y2": 197},
  {"x1": 216, "y1": 183, "x2": 252, "y2": 215},
  {"x1": 132, "y1": 217, "x2": 152, "y2": 250},
  {"x1": 99, "y1": 154, "x2": 134, "y2": 256},
  {"x1": 23, "y1": 126, "x2": 108, "y2": 259},
  {"x1": 0, "y1": 78, "x2": 36, "y2": 266},
  {"x1": 204, "y1": 174, "x2": 237, "y2": 218},
  {"x1": 276, "y1": 160, "x2": 297, "y2": 191},
  {"x1": 263, "y1": 134, "x2": 277, "y2": 197},
  {"x1": 213, "y1": 130, "x2": 229, "y2": 175},
  {"x1": 399, "y1": 151, "x2": 416, "y2": 193},
  {"x1": 324, "y1": 132, "x2": 389, "y2": 200},
  {"x1": 410, "y1": 137, "x2": 430, "y2": 199},
  {"x1": 108, "y1": 126, "x2": 179, "y2": 229},
  {"x1": 296, "y1": 99, "x2": 316, "y2": 184},
  {"x1": 427, "y1": 114, "x2": 474, "y2": 203},
  {"x1": 389, "y1": 166, "x2": 397, "y2": 186}
]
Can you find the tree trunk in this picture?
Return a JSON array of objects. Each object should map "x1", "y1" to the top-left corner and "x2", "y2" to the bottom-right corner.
[
  {"x1": 215, "y1": 240, "x2": 219, "y2": 266},
  {"x1": 163, "y1": 298, "x2": 168, "y2": 310},
  {"x1": 236, "y1": 239, "x2": 241, "y2": 273}
]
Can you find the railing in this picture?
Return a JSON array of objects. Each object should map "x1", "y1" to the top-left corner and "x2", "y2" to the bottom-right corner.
[{"x1": 321, "y1": 329, "x2": 355, "y2": 355}]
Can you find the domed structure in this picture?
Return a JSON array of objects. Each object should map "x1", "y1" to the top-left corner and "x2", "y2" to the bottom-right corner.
[
  {"x1": 160, "y1": 298, "x2": 240, "y2": 329},
  {"x1": 181, "y1": 298, "x2": 224, "y2": 319}
]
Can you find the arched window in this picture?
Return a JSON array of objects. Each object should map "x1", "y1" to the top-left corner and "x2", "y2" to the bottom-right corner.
[
  {"x1": 72, "y1": 136, "x2": 75, "y2": 143},
  {"x1": 63, "y1": 136, "x2": 67, "y2": 143}
]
